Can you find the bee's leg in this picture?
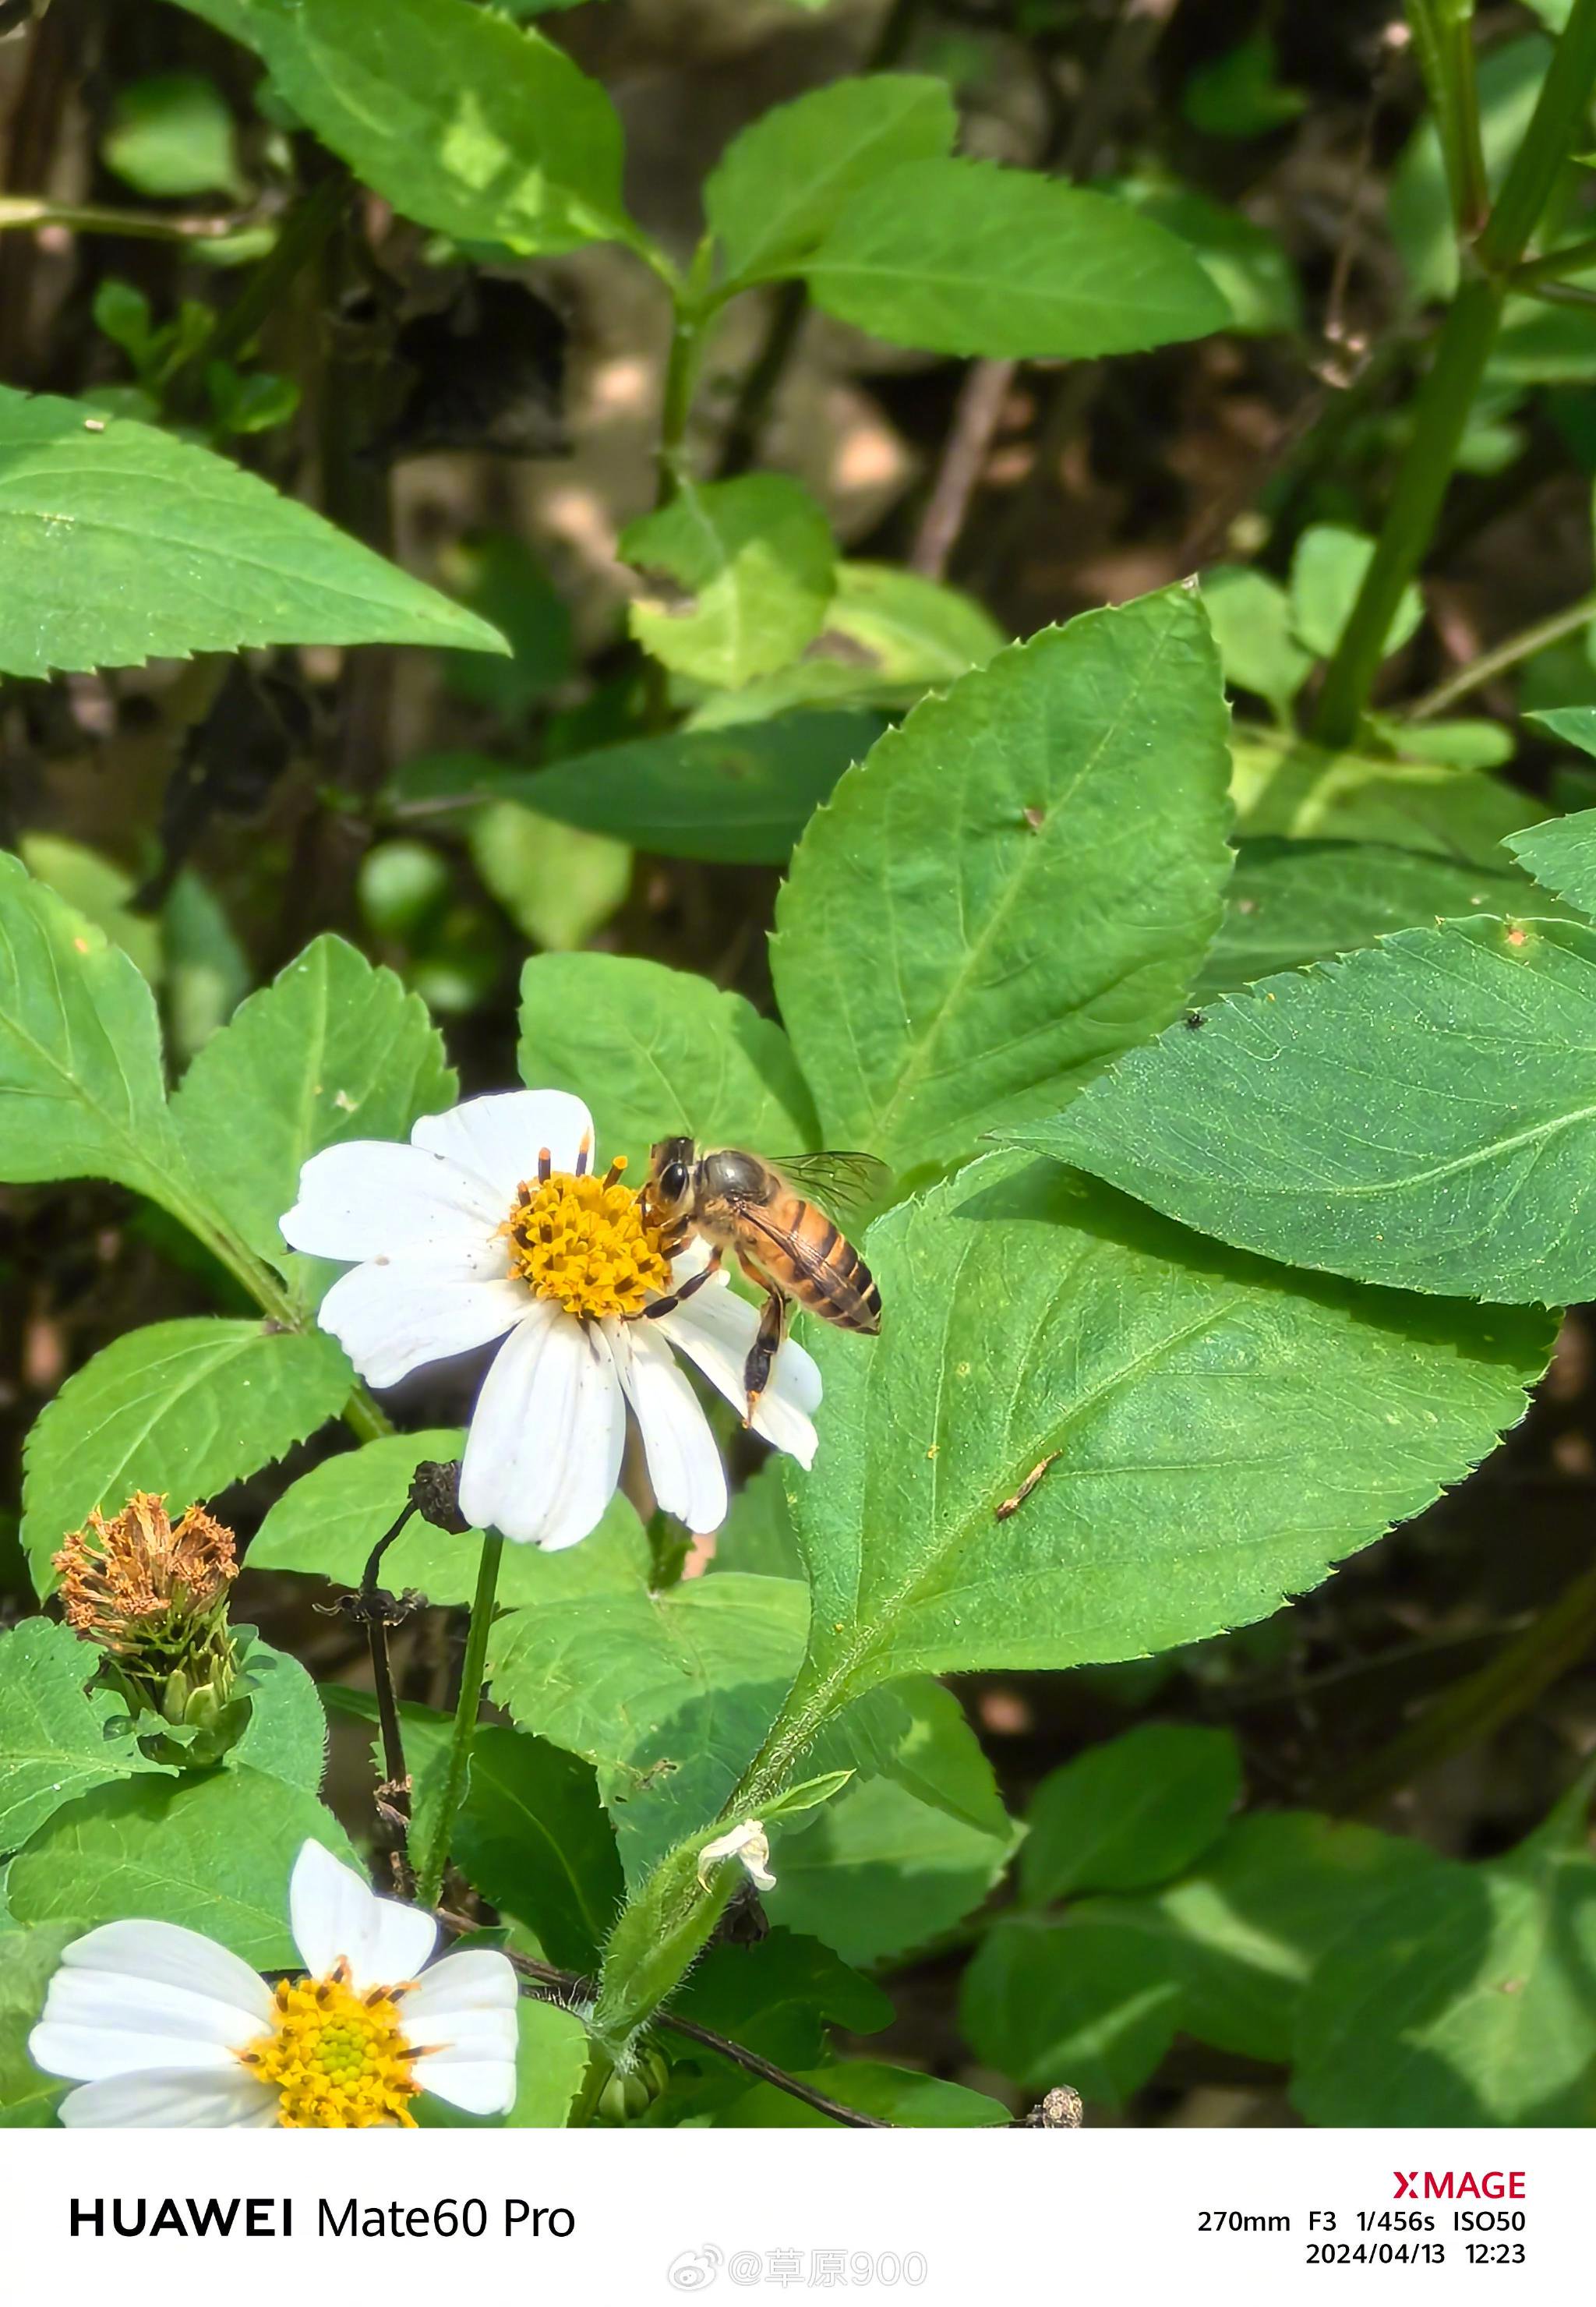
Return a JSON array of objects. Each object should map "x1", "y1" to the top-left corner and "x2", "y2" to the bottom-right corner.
[
  {"x1": 742, "y1": 1285, "x2": 789, "y2": 1426},
  {"x1": 637, "y1": 1244, "x2": 722, "y2": 1320}
]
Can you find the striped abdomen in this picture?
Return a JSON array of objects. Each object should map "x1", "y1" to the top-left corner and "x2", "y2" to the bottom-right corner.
[{"x1": 747, "y1": 1195, "x2": 882, "y2": 1336}]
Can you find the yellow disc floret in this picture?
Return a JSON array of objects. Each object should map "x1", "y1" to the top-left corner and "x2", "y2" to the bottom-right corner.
[
  {"x1": 240, "y1": 1963, "x2": 419, "y2": 2129},
  {"x1": 501, "y1": 1162, "x2": 672, "y2": 1320}
]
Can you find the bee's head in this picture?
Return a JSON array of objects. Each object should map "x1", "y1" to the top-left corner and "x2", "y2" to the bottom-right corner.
[{"x1": 646, "y1": 1136, "x2": 696, "y2": 1218}]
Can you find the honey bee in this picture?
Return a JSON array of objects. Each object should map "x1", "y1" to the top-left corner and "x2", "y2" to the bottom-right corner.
[{"x1": 641, "y1": 1140, "x2": 887, "y2": 1418}]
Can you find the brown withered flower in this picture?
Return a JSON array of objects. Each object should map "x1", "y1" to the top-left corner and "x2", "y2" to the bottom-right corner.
[
  {"x1": 55, "y1": 1493, "x2": 246, "y2": 1758},
  {"x1": 55, "y1": 1491, "x2": 237, "y2": 1656}
]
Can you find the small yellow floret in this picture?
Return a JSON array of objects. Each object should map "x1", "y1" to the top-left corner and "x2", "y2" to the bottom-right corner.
[
  {"x1": 240, "y1": 1963, "x2": 418, "y2": 2129},
  {"x1": 501, "y1": 1168, "x2": 671, "y2": 1321}
]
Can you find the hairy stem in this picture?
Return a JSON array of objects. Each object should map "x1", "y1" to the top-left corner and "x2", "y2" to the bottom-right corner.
[
  {"x1": 1314, "y1": 0, "x2": 1596, "y2": 748},
  {"x1": 413, "y1": 1532, "x2": 503, "y2": 1908}
]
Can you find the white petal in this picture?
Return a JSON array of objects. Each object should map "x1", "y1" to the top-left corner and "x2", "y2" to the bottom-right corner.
[
  {"x1": 29, "y1": 1920, "x2": 274, "y2": 2083},
  {"x1": 655, "y1": 1284, "x2": 822, "y2": 1468},
  {"x1": 58, "y1": 2069, "x2": 281, "y2": 2128},
  {"x1": 401, "y1": 1949, "x2": 519, "y2": 2055},
  {"x1": 412, "y1": 1090, "x2": 595, "y2": 1200},
  {"x1": 288, "y1": 1841, "x2": 437, "y2": 1994},
  {"x1": 696, "y1": 1819, "x2": 775, "y2": 1892},
  {"x1": 416, "y1": 2048, "x2": 519, "y2": 2117},
  {"x1": 399, "y1": 1950, "x2": 518, "y2": 2117},
  {"x1": 57, "y1": 1918, "x2": 272, "y2": 2018},
  {"x1": 317, "y1": 1256, "x2": 527, "y2": 1389},
  {"x1": 459, "y1": 1305, "x2": 625, "y2": 1549},
  {"x1": 609, "y1": 1320, "x2": 728, "y2": 1534},
  {"x1": 281, "y1": 1140, "x2": 503, "y2": 1263}
]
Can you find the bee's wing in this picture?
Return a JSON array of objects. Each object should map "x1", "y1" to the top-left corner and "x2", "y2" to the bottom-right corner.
[{"x1": 770, "y1": 1150, "x2": 893, "y2": 1217}]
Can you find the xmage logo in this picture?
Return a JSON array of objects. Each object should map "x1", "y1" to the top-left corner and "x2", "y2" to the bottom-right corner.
[{"x1": 1393, "y1": 2174, "x2": 1527, "y2": 2202}]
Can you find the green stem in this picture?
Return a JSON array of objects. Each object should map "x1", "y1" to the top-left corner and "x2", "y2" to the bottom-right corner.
[
  {"x1": 1406, "y1": 1, "x2": 1489, "y2": 237},
  {"x1": 1514, "y1": 231, "x2": 1596, "y2": 284},
  {"x1": 1405, "y1": 590, "x2": 1596, "y2": 719},
  {"x1": 0, "y1": 194, "x2": 256, "y2": 241},
  {"x1": 656, "y1": 300, "x2": 706, "y2": 509},
  {"x1": 412, "y1": 1531, "x2": 503, "y2": 1908},
  {"x1": 1314, "y1": 0, "x2": 1596, "y2": 749},
  {"x1": 170, "y1": 173, "x2": 348, "y2": 408}
]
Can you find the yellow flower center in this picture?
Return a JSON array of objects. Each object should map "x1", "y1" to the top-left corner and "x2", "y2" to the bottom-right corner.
[
  {"x1": 501, "y1": 1161, "x2": 672, "y2": 1321},
  {"x1": 239, "y1": 1963, "x2": 419, "y2": 2129}
]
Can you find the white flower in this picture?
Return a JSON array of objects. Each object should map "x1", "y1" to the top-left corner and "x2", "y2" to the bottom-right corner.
[
  {"x1": 696, "y1": 1819, "x2": 775, "y2": 1894},
  {"x1": 281, "y1": 1089, "x2": 821, "y2": 1550},
  {"x1": 29, "y1": 1840, "x2": 519, "y2": 2129}
]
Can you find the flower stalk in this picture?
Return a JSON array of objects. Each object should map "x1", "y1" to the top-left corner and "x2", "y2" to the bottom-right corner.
[{"x1": 411, "y1": 1529, "x2": 503, "y2": 1910}]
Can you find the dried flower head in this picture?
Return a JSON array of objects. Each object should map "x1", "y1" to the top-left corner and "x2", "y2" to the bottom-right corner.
[{"x1": 55, "y1": 1491, "x2": 237, "y2": 1655}]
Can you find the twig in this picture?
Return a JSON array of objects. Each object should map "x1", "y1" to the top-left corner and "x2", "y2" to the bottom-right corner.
[
  {"x1": 434, "y1": 1910, "x2": 895, "y2": 2129},
  {"x1": 1404, "y1": 591, "x2": 1596, "y2": 721},
  {"x1": 908, "y1": 357, "x2": 1016, "y2": 581},
  {"x1": 361, "y1": 1503, "x2": 417, "y2": 1796},
  {"x1": 907, "y1": 0, "x2": 1182, "y2": 582}
]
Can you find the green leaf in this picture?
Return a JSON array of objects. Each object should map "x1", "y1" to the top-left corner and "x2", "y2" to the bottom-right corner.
[
  {"x1": 5, "y1": 1768, "x2": 357, "y2": 1966},
  {"x1": 247, "y1": 1427, "x2": 650, "y2": 1611},
  {"x1": 673, "y1": 1927, "x2": 890, "y2": 2072},
  {"x1": 103, "y1": 72, "x2": 244, "y2": 200},
  {"x1": 621, "y1": 476, "x2": 835, "y2": 691},
  {"x1": 406, "y1": 710, "x2": 885, "y2": 866},
  {"x1": 470, "y1": 809, "x2": 630, "y2": 952},
  {"x1": 1294, "y1": 1806, "x2": 1596, "y2": 2125},
  {"x1": 450, "y1": 1725, "x2": 623, "y2": 1974},
  {"x1": 1022, "y1": 915, "x2": 1596, "y2": 1304},
  {"x1": 507, "y1": 1997, "x2": 591, "y2": 2126},
  {"x1": 1289, "y1": 525, "x2": 1424, "y2": 662},
  {"x1": 0, "y1": 1620, "x2": 167, "y2": 1857},
  {"x1": 1019, "y1": 1725, "x2": 1240, "y2": 1906},
  {"x1": 1182, "y1": 31, "x2": 1306, "y2": 139},
  {"x1": 719, "y1": 2060, "x2": 1009, "y2": 2127},
  {"x1": 228, "y1": 1640, "x2": 327, "y2": 1795},
  {"x1": 768, "y1": 1683, "x2": 1015, "y2": 1965},
  {"x1": 783, "y1": 1151, "x2": 1550, "y2": 1697},
  {"x1": 1199, "y1": 567, "x2": 1311, "y2": 718},
  {"x1": 705, "y1": 73, "x2": 957, "y2": 286},
  {"x1": 1230, "y1": 727, "x2": 1543, "y2": 860},
  {"x1": 0, "y1": 1923, "x2": 80, "y2": 2127},
  {"x1": 0, "y1": 853, "x2": 178, "y2": 1197},
  {"x1": 688, "y1": 562, "x2": 1004, "y2": 729},
  {"x1": 1107, "y1": 179, "x2": 1302, "y2": 335},
  {"x1": 803, "y1": 158, "x2": 1230, "y2": 357},
  {"x1": 772, "y1": 588, "x2": 1233, "y2": 1181},
  {"x1": 17, "y1": 833, "x2": 162, "y2": 984},
  {"x1": 21, "y1": 1317, "x2": 354, "y2": 1594},
  {"x1": 178, "y1": 0, "x2": 628, "y2": 255},
  {"x1": 1506, "y1": 799, "x2": 1596, "y2": 915},
  {"x1": 1195, "y1": 839, "x2": 1564, "y2": 998},
  {"x1": 171, "y1": 933, "x2": 456, "y2": 1291},
  {"x1": 715, "y1": 1459, "x2": 804, "y2": 1579},
  {"x1": 439, "y1": 530, "x2": 574, "y2": 721},
  {"x1": 488, "y1": 1574, "x2": 810, "y2": 1880},
  {"x1": 517, "y1": 952, "x2": 820, "y2": 1178},
  {"x1": 161, "y1": 871, "x2": 251, "y2": 1064},
  {"x1": 963, "y1": 1811, "x2": 1433, "y2": 2104},
  {"x1": 962, "y1": 1908, "x2": 1183, "y2": 2104},
  {"x1": 0, "y1": 387, "x2": 507, "y2": 677}
]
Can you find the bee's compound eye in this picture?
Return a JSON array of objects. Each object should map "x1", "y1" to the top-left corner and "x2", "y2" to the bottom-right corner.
[{"x1": 660, "y1": 1160, "x2": 689, "y2": 1203}]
